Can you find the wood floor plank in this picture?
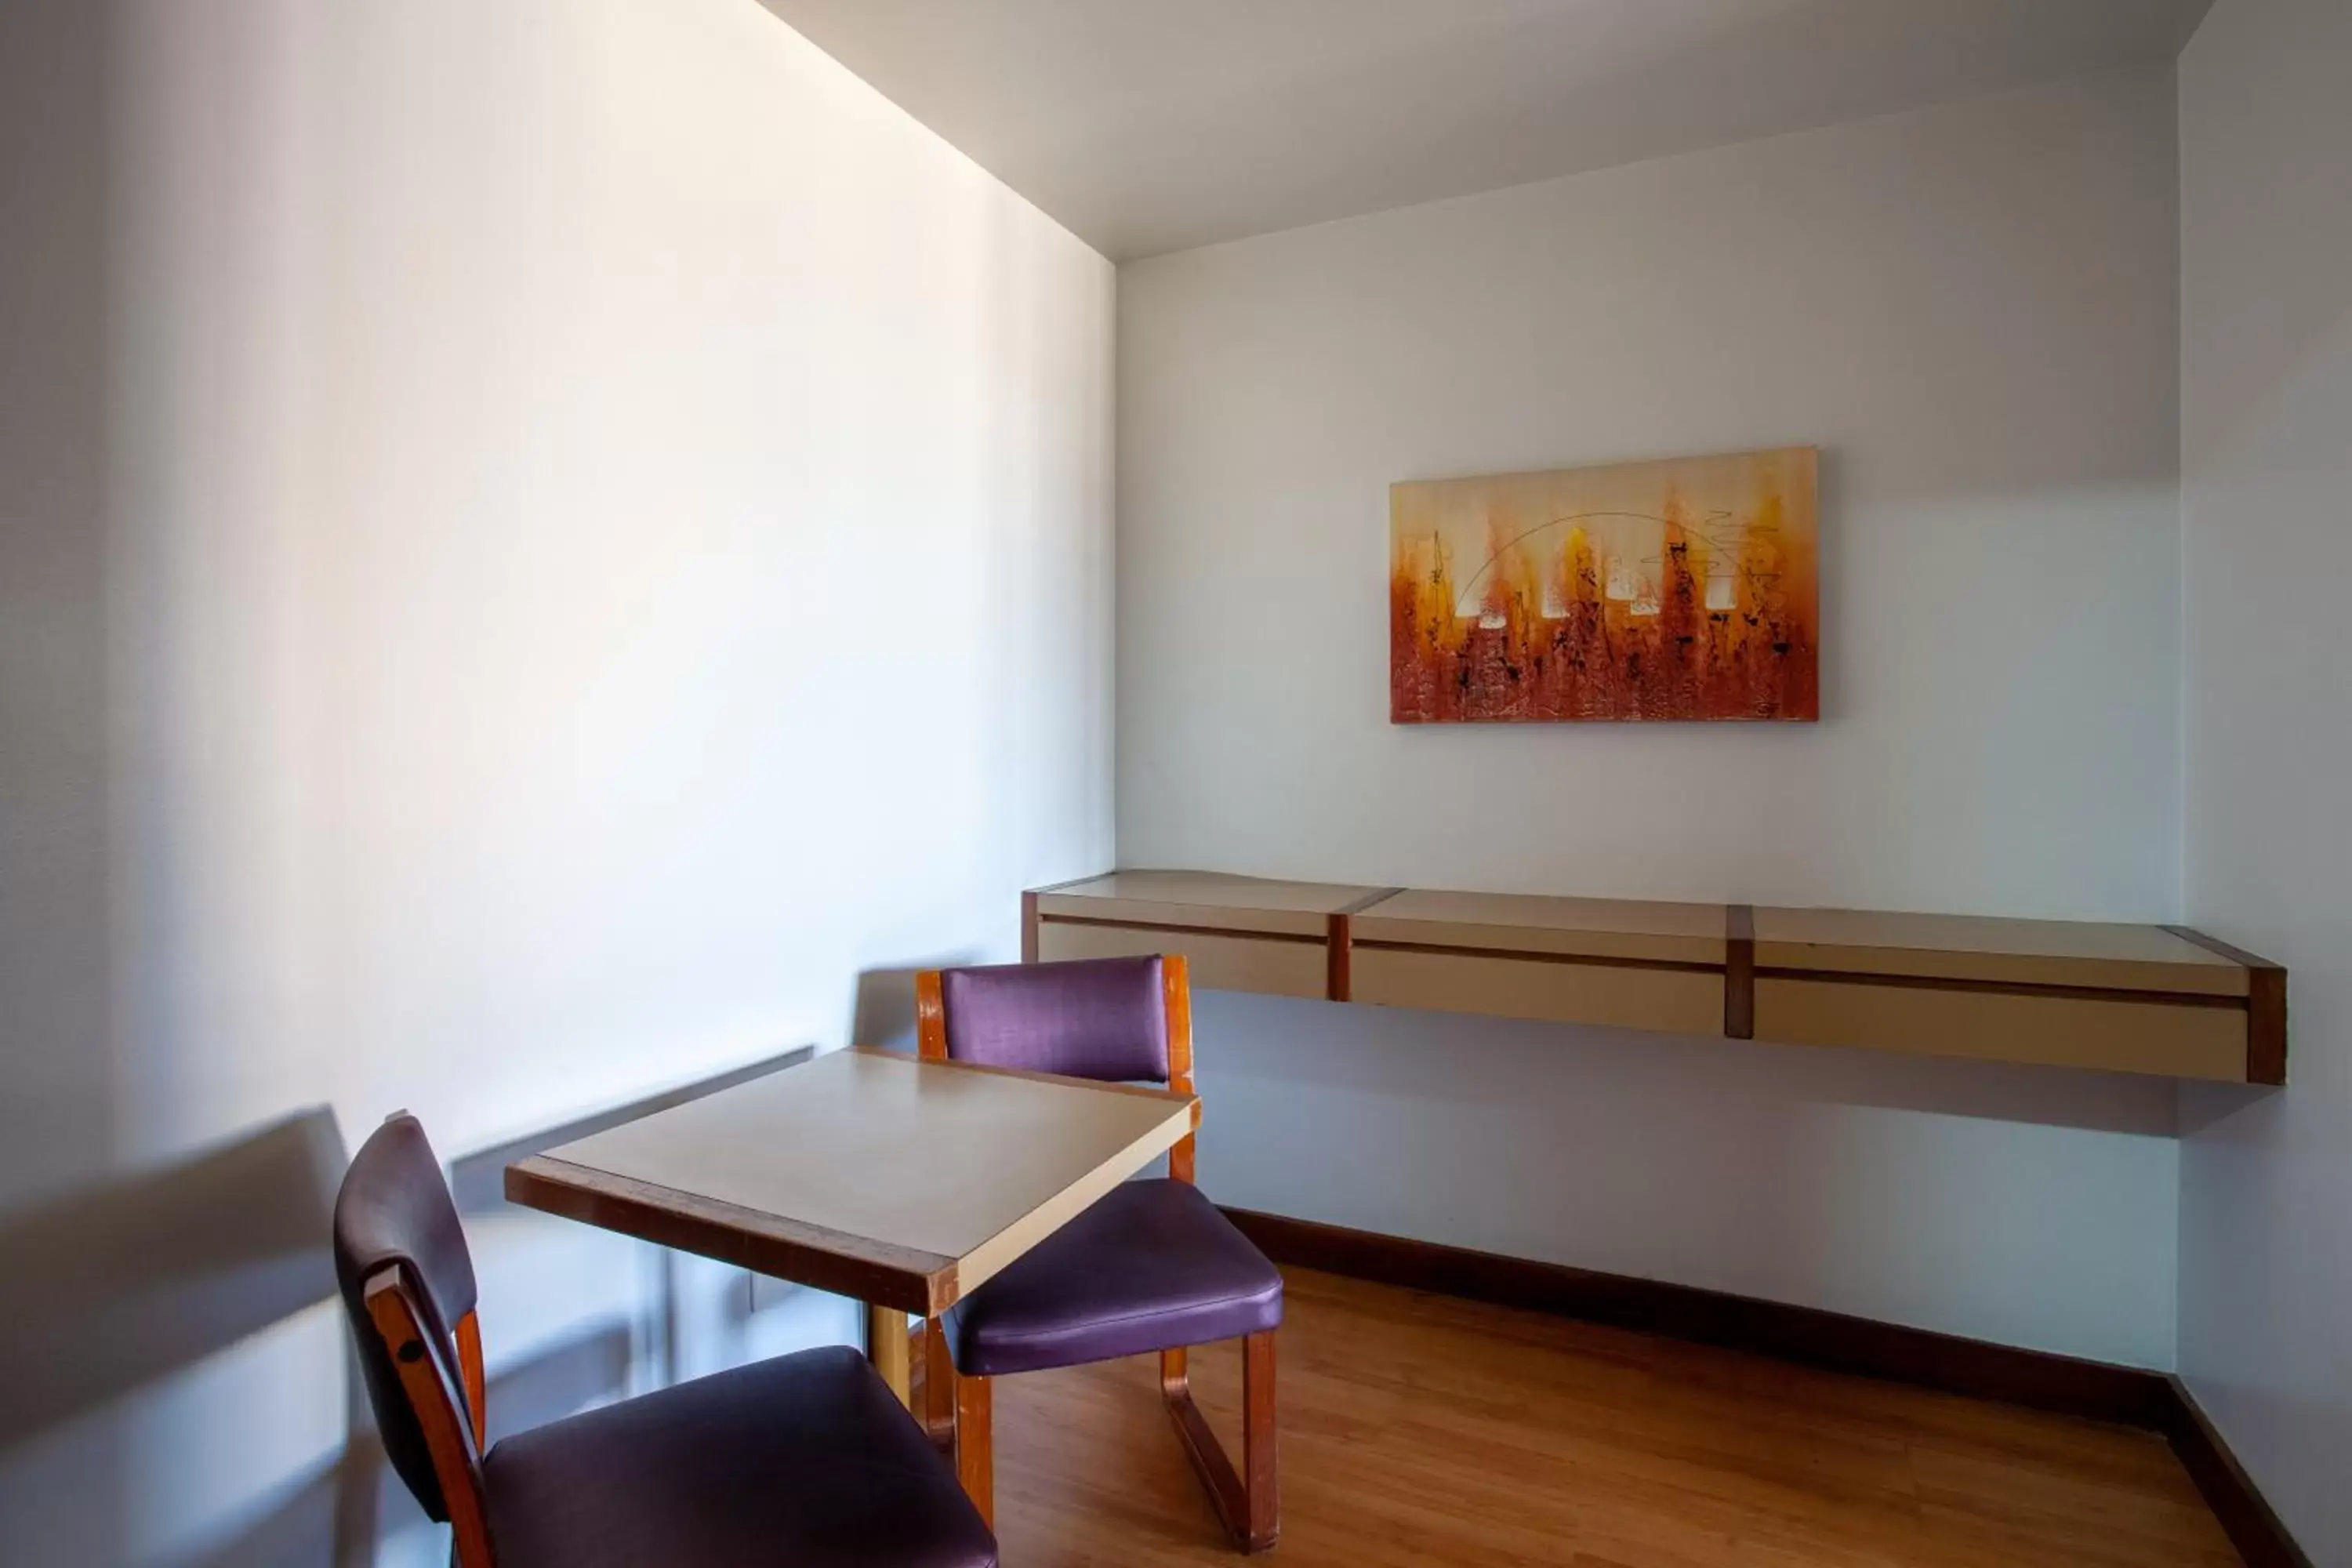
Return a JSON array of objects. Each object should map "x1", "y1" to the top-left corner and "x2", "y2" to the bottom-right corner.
[{"x1": 916, "y1": 1268, "x2": 2238, "y2": 1567}]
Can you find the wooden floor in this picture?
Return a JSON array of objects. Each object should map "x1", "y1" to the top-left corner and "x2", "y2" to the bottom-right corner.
[{"x1": 950, "y1": 1269, "x2": 2238, "y2": 1567}]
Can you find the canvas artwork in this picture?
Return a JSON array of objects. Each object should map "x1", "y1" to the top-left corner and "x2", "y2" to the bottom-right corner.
[{"x1": 1389, "y1": 446, "x2": 1819, "y2": 723}]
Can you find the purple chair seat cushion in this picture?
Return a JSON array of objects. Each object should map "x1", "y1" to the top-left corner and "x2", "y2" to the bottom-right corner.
[
  {"x1": 483, "y1": 1345, "x2": 996, "y2": 1568},
  {"x1": 944, "y1": 1179, "x2": 1283, "y2": 1377}
]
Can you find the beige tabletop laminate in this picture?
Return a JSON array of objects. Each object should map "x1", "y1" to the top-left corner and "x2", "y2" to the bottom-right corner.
[{"x1": 506, "y1": 1047, "x2": 1198, "y2": 1316}]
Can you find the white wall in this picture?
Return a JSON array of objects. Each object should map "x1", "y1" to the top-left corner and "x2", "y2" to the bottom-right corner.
[
  {"x1": 1123, "y1": 71, "x2": 2187, "y2": 1366},
  {"x1": 0, "y1": 1, "x2": 1112, "y2": 1563},
  {"x1": 2177, "y1": 0, "x2": 2352, "y2": 1558}
]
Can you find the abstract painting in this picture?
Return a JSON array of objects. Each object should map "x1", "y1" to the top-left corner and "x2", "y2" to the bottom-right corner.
[{"x1": 1390, "y1": 446, "x2": 1819, "y2": 723}]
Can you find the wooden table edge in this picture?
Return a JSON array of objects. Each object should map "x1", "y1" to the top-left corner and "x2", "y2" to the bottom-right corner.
[
  {"x1": 506, "y1": 1053, "x2": 1201, "y2": 1319},
  {"x1": 505, "y1": 1153, "x2": 955, "y2": 1315},
  {"x1": 949, "y1": 1095, "x2": 1200, "y2": 1300}
]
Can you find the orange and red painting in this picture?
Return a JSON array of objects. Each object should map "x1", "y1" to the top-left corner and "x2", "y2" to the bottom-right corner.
[{"x1": 1390, "y1": 447, "x2": 1819, "y2": 723}]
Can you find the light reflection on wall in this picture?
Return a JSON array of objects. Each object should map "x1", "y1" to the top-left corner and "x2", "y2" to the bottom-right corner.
[{"x1": 0, "y1": 0, "x2": 1114, "y2": 1559}]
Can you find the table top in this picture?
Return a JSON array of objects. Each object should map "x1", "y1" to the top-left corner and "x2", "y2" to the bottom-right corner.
[{"x1": 505, "y1": 1047, "x2": 1198, "y2": 1315}]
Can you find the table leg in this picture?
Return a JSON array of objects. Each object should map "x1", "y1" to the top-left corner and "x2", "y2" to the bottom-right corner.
[
  {"x1": 921, "y1": 1316, "x2": 957, "y2": 1450},
  {"x1": 866, "y1": 1301, "x2": 912, "y2": 1409},
  {"x1": 956, "y1": 1368, "x2": 994, "y2": 1529}
]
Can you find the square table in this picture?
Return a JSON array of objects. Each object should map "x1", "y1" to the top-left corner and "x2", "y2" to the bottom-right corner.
[{"x1": 504, "y1": 1045, "x2": 1199, "y2": 1412}]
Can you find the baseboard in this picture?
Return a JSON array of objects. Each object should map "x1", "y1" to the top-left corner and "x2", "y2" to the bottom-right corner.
[
  {"x1": 1223, "y1": 1207, "x2": 2170, "y2": 1423},
  {"x1": 1223, "y1": 1207, "x2": 2310, "y2": 1567},
  {"x1": 2159, "y1": 1376, "x2": 2315, "y2": 1568}
]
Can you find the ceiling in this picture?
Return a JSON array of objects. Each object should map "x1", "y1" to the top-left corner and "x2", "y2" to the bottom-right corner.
[{"x1": 756, "y1": 0, "x2": 2212, "y2": 260}]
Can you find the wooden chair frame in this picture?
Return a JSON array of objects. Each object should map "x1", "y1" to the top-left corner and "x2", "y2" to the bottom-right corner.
[
  {"x1": 361, "y1": 1267, "x2": 495, "y2": 1568},
  {"x1": 915, "y1": 953, "x2": 1279, "y2": 1552}
]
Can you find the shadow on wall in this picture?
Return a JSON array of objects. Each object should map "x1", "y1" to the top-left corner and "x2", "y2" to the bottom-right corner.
[
  {"x1": 850, "y1": 954, "x2": 984, "y2": 1053},
  {"x1": 2175, "y1": 1079, "x2": 2279, "y2": 1138},
  {"x1": 0, "y1": 1110, "x2": 370, "y2": 1567},
  {"x1": 154, "y1": 1319, "x2": 638, "y2": 1568},
  {"x1": 445, "y1": 1044, "x2": 818, "y2": 1216},
  {"x1": 0, "y1": 1107, "x2": 347, "y2": 1457},
  {"x1": 0, "y1": 1047, "x2": 829, "y2": 1568},
  {"x1": 1199, "y1": 990, "x2": 2182, "y2": 1138},
  {"x1": 446, "y1": 1044, "x2": 818, "y2": 1399},
  {"x1": 1187, "y1": 989, "x2": 2185, "y2": 1367}
]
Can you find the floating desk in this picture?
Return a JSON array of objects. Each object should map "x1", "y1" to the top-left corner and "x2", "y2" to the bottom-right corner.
[
  {"x1": 1022, "y1": 869, "x2": 1388, "y2": 1000},
  {"x1": 1025, "y1": 872, "x2": 2285, "y2": 1085}
]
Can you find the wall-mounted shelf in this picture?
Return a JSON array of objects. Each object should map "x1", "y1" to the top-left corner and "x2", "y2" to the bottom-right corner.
[{"x1": 1024, "y1": 872, "x2": 2286, "y2": 1084}]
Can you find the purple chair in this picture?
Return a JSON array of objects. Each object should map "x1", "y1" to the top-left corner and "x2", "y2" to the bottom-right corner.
[
  {"x1": 916, "y1": 953, "x2": 1282, "y2": 1552},
  {"x1": 334, "y1": 1112, "x2": 997, "y2": 1568}
]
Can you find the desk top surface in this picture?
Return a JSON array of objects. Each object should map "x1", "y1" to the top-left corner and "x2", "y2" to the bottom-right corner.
[
  {"x1": 1036, "y1": 870, "x2": 1393, "y2": 936},
  {"x1": 1021, "y1": 869, "x2": 2278, "y2": 1080},
  {"x1": 1043, "y1": 869, "x2": 1388, "y2": 915},
  {"x1": 1033, "y1": 871, "x2": 2251, "y2": 995},
  {"x1": 1753, "y1": 907, "x2": 2246, "y2": 994},
  {"x1": 1358, "y1": 887, "x2": 1726, "y2": 939}
]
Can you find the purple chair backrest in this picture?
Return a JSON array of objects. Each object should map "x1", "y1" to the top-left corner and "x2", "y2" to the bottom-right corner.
[
  {"x1": 332, "y1": 1113, "x2": 477, "y2": 1523},
  {"x1": 938, "y1": 956, "x2": 1170, "y2": 1084}
]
